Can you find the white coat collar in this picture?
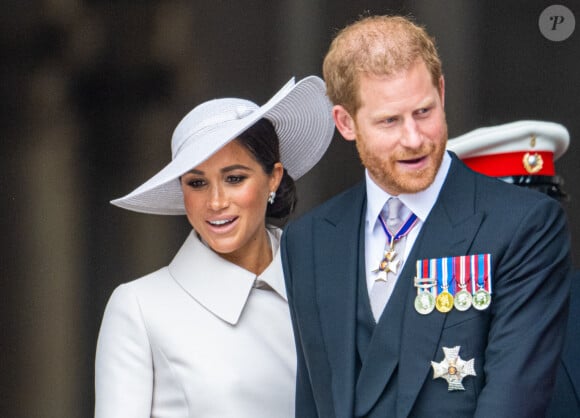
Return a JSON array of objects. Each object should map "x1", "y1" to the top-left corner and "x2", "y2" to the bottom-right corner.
[{"x1": 168, "y1": 228, "x2": 286, "y2": 325}]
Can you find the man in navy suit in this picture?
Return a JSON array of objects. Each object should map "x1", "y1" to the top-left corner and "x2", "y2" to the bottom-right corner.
[
  {"x1": 281, "y1": 16, "x2": 573, "y2": 417},
  {"x1": 549, "y1": 270, "x2": 580, "y2": 417},
  {"x1": 447, "y1": 120, "x2": 580, "y2": 417}
]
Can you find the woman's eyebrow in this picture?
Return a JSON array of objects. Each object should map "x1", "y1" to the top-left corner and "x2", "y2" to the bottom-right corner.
[
  {"x1": 221, "y1": 164, "x2": 253, "y2": 173},
  {"x1": 184, "y1": 164, "x2": 253, "y2": 175}
]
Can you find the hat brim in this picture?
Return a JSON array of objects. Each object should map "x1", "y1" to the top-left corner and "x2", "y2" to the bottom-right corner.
[{"x1": 111, "y1": 76, "x2": 335, "y2": 215}]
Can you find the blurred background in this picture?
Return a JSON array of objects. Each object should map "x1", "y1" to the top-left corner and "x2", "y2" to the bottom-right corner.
[{"x1": 2, "y1": 1, "x2": 578, "y2": 416}]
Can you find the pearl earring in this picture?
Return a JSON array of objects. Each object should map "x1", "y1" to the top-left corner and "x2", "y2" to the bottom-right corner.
[{"x1": 268, "y1": 191, "x2": 276, "y2": 204}]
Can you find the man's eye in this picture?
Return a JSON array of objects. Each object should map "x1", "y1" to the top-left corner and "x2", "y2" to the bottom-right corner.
[
  {"x1": 383, "y1": 117, "x2": 397, "y2": 125},
  {"x1": 416, "y1": 108, "x2": 431, "y2": 117}
]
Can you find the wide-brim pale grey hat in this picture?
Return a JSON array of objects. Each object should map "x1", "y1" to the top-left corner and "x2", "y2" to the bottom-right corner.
[{"x1": 111, "y1": 76, "x2": 335, "y2": 215}]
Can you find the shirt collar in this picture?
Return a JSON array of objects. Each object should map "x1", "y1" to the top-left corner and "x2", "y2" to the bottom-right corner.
[
  {"x1": 168, "y1": 228, "x2": 286, "y2": 325},
  {"x1": 365, "y1": 151, "x2": 452, "y2": 225}
]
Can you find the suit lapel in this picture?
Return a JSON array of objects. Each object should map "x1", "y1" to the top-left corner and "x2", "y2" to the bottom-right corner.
[
  {"x1": 314, "y1": 183, "x2": 366, "y2": 418},
  {"x1": 397, "y1": 157, "x2": 485, "y2": 418}
]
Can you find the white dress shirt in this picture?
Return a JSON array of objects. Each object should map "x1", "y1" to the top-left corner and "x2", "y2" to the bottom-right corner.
[
  {"x1": 364, "y1": 152, "x2": 452, "y2": 302},
  {"x1": 95, "y1": 228, "x2": 296, "y2": 418}
]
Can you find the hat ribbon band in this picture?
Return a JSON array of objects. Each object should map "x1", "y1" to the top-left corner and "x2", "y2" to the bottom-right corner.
[{"x1": 172, "y1": 105, "x2": 255, "y2": 159}]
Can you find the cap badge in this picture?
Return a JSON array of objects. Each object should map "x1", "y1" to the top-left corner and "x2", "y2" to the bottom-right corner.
[{"x1": 522, "y1": 152, "x2": 543, "y2": 174}]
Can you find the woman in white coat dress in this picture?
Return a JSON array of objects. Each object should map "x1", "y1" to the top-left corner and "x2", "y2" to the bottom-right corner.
[{"x1": 94, "y1": 76, "x2": 334, "y2": 418}]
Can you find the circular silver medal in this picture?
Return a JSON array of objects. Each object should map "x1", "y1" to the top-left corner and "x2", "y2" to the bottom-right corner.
[
  {"x1": 454, "y1": 289, "x2": 472, "y2": 311},
  {"x1": 472, "y1": 288, "x2": 491, "y2": 310},
  {"x1": 415, "y1": 291, "x2": 436, "y2": 315}
]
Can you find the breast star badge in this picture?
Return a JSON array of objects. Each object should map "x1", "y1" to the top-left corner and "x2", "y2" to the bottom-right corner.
[{"x1": 431, "y1": 346, "x2": 476, "y2": 391}]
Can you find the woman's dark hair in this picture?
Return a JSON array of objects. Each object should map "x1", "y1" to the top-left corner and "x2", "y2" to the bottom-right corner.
[{"x1": 236, "y1": 118, "x2": 297, "y2": 224}]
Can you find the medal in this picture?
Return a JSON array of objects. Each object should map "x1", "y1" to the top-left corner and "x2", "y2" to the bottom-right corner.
[
  {"x1": 453, "y1": 255, "x2": 472, "y2": 311},
  {"x1": 375, "y1": 210, "x2": 418, "y2": 282},
  {"x1": 436, "y1": 291, "x2": 454, "y2": 313},
  {"x1": 415, "y1": 254, "x2": 493, "y2": 314},
  {"x1": 414, "y1": 276, "x2": 436, "y2": 315},
  {"x1": 470, "y1": 254, "x2": 492, "y2": 311},
  {"x1": 414, "y1": 259, "x2": 437, "y2": 315},
  {"x1": 435, "y1": 256, "x2": 454, "y2": 313},
  {"x1": 431, "y1": 346, "x2": 476, "y2": 391},
  {"x1": 472, "y1": 288, "x2": 491, "y2": 310},
  {"x1": 376, "y1": 243, "x2": 401, "y2": 280},
  {"x1": 415, "y1": 291, "x2": 436, "y2": 315},
  {"x1": 454, "y1": 289, "x2": 472, "y2": 311}
]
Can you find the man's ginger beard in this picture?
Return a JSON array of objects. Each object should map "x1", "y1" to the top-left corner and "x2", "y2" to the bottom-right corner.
[{"x1": 355, "y1": 122, "x2": 448, "y2": 195}]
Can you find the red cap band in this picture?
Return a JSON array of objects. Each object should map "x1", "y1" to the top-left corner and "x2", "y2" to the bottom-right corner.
[{"x1": 462, "y1": 151, "x2": 555, "y2": 177}]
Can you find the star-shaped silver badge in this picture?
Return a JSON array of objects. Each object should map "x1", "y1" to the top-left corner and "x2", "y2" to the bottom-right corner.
[{"x1": 431, "y1": 346, "x2": 476, "y2": 391}]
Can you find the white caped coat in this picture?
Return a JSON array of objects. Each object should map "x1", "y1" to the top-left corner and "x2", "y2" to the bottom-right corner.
[{"x1": 95, "y1": 228, "x2": 296, "y2": 418}]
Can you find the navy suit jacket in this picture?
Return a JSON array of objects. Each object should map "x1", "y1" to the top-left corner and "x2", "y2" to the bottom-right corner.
[
  {"x1": 548, "y1": 270, "x2": 580, "y2": 417},
  {"x1": 282, "y1": 153, "x2": 572, "y2": 417}
]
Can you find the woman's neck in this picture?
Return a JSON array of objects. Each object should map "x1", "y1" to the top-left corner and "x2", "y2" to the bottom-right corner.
[{"x1": 218, "y1": 228, "x2": 273, "y2": 275}]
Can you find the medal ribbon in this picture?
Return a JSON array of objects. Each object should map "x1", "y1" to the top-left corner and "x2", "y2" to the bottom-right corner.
[
  {"x1": 469, "y1": 254, "x2": 492, "y2": 294},
  {"x1": 444, "y1": 256, "x2": 454, "y2": 294},
  {"x1": 434, "y1": 257, "x2": 454, "y2": 295},
  {"x1": 415, "y1": 259, "x2": 437, "y2": 297},
  {"x1": 431, "y1": 258, "x2": 437, "y2": 292},
  {"x1": 378, "y1": 212, "x2": 418, "y2": 245},
  {"x1": 416, "y1": 254, "x2": 493, "y2": 312},
  {"x1": 485, "y1": 254, "x2": 492, "y2": 293},
  {"x1": 477, "y1": 254, "x2": 484, "y2": 291},
  {"x1": 453, "y1": 255, "x2": 473, "y2": 293}
]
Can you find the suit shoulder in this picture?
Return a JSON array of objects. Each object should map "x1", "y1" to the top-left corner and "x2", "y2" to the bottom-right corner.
[
  {"x1": 497, "y1": 178, "x2": 556, "y2": 208},
  {"x1": 465, "y1": 166, "x2": 556, "y2": 208},
  {"x1": 452, "y1": 155, "x2": 555, "y2": 206}
]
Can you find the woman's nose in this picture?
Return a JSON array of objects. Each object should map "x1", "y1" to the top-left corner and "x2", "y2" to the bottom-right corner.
[{"x1": 207, "y1": 185, "x2": 229, "y2": 210}]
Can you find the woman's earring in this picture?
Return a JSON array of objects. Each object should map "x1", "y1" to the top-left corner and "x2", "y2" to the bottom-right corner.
[{"x1": 268, "y1": 191, "x2": 276, "y2": 205}]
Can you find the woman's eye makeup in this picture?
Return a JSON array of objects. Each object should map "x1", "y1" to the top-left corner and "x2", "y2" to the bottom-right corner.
[
  {"x1": 226, "y1": 175, "x2": 247, "y2": 184},
  {"x1": 185, "y1": 178, "x2": 206, "y2": 188},
  {"x1": 183, "y1": 174, "x2": 248, "y2": 188}
]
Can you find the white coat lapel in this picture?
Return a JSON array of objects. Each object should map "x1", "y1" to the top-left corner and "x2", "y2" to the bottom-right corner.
[
  {"x1": 168, "y1": 229, "x2": 286, "y2": 325},
  {"x1": 168, "y1": 231, "x2": 255, "y2": 325}
]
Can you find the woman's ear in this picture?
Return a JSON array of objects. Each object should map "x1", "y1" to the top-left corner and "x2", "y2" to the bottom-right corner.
[{"x1": 270, "y1": 162, "x2": 284, "y2": 191}]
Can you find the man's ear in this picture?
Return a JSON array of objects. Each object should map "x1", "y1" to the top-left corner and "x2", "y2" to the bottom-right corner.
[
  {"x1": 332, "y1": 105, "x2": 357, "y2": 141},
  {"x1": 439, "y1": 76, "x2": 445, "y2": 109}
]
